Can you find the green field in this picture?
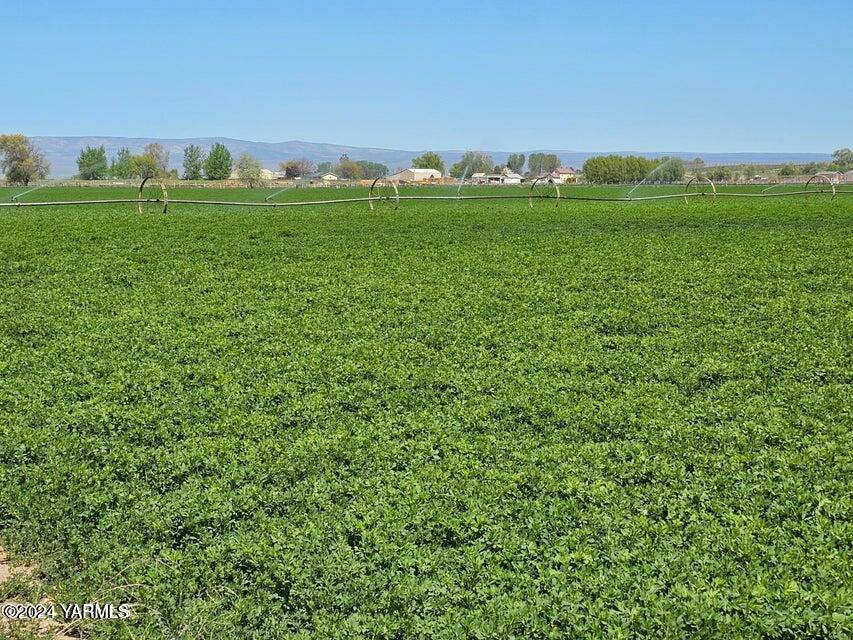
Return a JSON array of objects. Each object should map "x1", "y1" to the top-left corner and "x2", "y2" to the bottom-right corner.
[
  {"x1": 0, "y1": 181, "x2": 843, "y2": 203},
  {"x1": 1, "y1": 187, "x2": 850, "y2": 638}
]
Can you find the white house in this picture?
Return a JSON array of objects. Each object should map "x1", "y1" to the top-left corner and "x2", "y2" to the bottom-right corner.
[
  {"x1": 550, "y1": 167, "x2": 580, "y2": 184},
  {"x1": 320, "y1": 173, "x2": 338, "y2": 181},
  {"x1": 470, "y1": 168, "x2": 523, "y2": 185},
  {"x1": 500, "y1": 170, "x2": 523, "y2": 184},
  {"x1": 386, "y1": 168, "x2": 442, "y2": 182}
]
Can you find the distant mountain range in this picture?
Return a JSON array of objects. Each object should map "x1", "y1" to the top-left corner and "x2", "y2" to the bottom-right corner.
[{"x1": 32, "y1": 136, "x2": 835, "y2": 178}]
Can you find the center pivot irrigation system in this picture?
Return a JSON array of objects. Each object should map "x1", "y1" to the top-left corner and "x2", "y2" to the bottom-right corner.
[{"x1": 1, "y1": 174, "x2": 850, "y2": 213}]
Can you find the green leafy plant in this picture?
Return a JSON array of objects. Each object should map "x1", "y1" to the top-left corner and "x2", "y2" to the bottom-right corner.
[{"x1": 0, "y1": 184, "x2": 849, "y2": 639}]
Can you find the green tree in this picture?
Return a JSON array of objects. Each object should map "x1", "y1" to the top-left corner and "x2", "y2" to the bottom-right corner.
[
  {"x1": 653, "y1": 157, "x2": 685, "y2": 183},
  {"x1": 182, "y1": 145, "x2": 205, "y2": 180},
  {"x1": 355, "y1": 160, "x2": 388, "y2": 180},
  {"x1": 0, "y1": 134, "x2": 49, "y2": 185},
  {"x1": 110, "y1": 147, "x2": 133, "y2": 178},
  {"x1": 411, "y1": 152, "x2": 445, "y2": 175},
  {"x1": 582, "y1": 156, "x2": 613, "y2": 183},
  {"x1": 76, "y1": 145, "x2": 108, "y2": 180},
  {"x1": 129, "y1": 154, "x2": 159, "y2": 178},
  {"x1": 832, "y1": 148, "x2": 853, "y2": 170},
  {"x1": 506, "y1": 153, "x2": 525, "y2": 174},
  {"x1": 449, "y1": 151, "x2": 493, "y2": 178},
  {"x1": 706, "y1": 166, "x2": 733, "y2": 182},
  {"x1": 236, "y1": 152, "x2": 263, "y2": 187},
  {"x1": 778, "y1": 164, "x2": 797, "y2": 177},
  {"x1": 624, "y1": 155, "x2": 653, "y2": 182},
  {"x1": 203, "y1": 143, "x2": 233, "y2": 180},
  {"x1": 582, "y1": 154, "x2": 680, "y2": 184},
  {"x1": 582, "y1": 155, "x2": 629, "y2": 183},
  {"x1": 317, "y1": 161, "x2": 333, "y2": 174},
  {"x1": 336, "y1": 158, "x2": 363, "y2": 180},
  {"x1": 528, "y1": 153, "x2": 560, "y2": 176}
]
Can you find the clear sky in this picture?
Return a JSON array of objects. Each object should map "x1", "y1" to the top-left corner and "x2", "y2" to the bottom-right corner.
[{"x1": 4, "y1": 0, "x2": 851, "y2": 152}]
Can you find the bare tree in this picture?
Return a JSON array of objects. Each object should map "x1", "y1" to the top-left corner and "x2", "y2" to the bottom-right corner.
[
  {"x1": 280, "y1": 158, "x2": 316, "y2": 178},
  {"x1": 143, "y1": 143, "x2": 169, "y2": 176},
  {"x1": 295, "y1": 158, "x2": 315, "y2": 177},
  {"x1": 236, "y1": 153, "x2": 263, "y2": 187}
]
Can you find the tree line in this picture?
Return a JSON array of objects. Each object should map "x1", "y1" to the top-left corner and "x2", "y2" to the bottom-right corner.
[
  {"x1": 413, "y1": 151, "x2": 560, "y2": 179},
  {"x1": 79, "y1": 146, "x2": 397, "y2": 183},
  {"x1": 75, "y1": 143, "x2": 236, "y2": 181},
  {"x1": 3, "y1": 135, "x2": 566, "y2": 185},
  {"x1": 5, "y1": 134, "x2": 852, "y2": 187},
  {"x1": 582, "y1": 155, "x2": 686, "y2": 184},
  {"x1": 317, "y1": 150, "x2": 562, "y2": 180},
  {"x1": 777, "y1": 149, "x2": 852, "y2": 177},
  {"x1": 312, "y1": 155, "x2": 390, "y2": 180},
  {"x1": 73, "y1": 144, "x2": 570, "y2": 183},
  {"x1": 582, "y1": 148, "x2": 853, "y2": 184}
]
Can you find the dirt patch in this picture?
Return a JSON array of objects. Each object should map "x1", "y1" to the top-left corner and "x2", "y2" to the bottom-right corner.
[
  {"x1": 0, "y1": 548, "x2": 10, "y2": 583},
  {"x1": 0, "y1": 548, "x2": 35, "y2": 582},
  {"x1": 0, "y1": 546, "x2": 77, "y2": 640}
]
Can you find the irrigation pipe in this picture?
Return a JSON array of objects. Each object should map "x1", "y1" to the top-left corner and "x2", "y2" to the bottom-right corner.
[{"x1": 0, "y1": 177, "x2": 850, "y2": 211}]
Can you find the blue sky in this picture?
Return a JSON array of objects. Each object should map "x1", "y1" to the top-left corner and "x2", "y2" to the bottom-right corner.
[{"x1": 4, "y1": 0, "x2": 851, "y2": 152}]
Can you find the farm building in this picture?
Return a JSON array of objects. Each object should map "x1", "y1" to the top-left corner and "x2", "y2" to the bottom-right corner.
[
  {"x1": 471, "y1": 168, "x2": 523, "y2": 185},
  {"x1": 500, "y1": 170, "x2": 523, "y2": 184},
  {"x1": 320, "y1": 173, "x2": 339, "y2": 181},
  {"x1": 387, "y1": 168, "x2": 442, "y2": 182},
  {"x1": 550, "y1": 167, "x2": 580, "y2": 184}
]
